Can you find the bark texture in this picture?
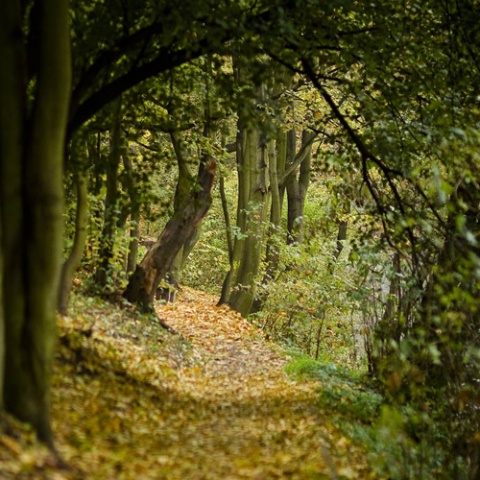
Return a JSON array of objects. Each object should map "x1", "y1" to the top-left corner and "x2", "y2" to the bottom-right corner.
[
  {"x1": 226, "y1": 121, "x2": 269, "y2": 317},
  {"x1": 124, "y1": 152, "x2": 216, "y2": 311},
  {"x1": 58, "y1": 169, "x2": 88, "y2": 315},
  {"x1": 0, "y1": 0, "x2": 71, "y2": 445},
  {"x1": 95, "y1": 99, "x2": 123, "y2": 287},
  {"x1": 286, "y1": 130, "x2": 313, "y2": 245},
  {"x1": 122, "y1": 153, "x2": 141, "y2": 274}
]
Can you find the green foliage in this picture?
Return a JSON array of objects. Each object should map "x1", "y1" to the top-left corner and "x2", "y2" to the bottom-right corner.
[
  {"x1": 286, "y1": 353, "x2": 382, "y2": 423},
  {"x1": 284, "y1": 353, "x2": 471, "y2": 479},
  {"x1": 251, "y1": 228, "x2": 363, "y2": 368},
  {"x1": 56, "y1": 2, "x2": 480, "y2": 478},
  {"x1": 365, "y1": 404, "x2": 471, "y2": 480}
]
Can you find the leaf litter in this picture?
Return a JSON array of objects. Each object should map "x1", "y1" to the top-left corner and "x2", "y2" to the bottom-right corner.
[{"x1": 0, "y1": 288, "x2": 377, "y2": 479}]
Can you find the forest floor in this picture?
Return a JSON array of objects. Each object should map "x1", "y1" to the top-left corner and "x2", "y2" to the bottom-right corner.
[{"x1": 0, "y1": 288, "x2": 380, "y2": 479}]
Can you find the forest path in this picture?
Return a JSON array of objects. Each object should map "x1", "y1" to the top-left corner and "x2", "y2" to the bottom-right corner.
[
  {"x1": 158, "y1": 291, "x2": 332, "y2": 479},
  {"x1": 1, "y1": 289, "x2": 374, "y2": 479},
  {"x1": 141, "y1": 289, "x2": 372, "y2": 479}
]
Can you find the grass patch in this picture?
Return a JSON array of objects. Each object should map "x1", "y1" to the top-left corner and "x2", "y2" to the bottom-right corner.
[{"x1": 285, "y1": 351, "x2": 383, "y2": 424}]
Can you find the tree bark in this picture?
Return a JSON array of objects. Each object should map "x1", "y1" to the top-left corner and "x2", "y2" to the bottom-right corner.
[
  {"x1": 124, "y1": 149, "x2": 216, "y2": 311},
  {"x1": 328, "y1": 220, "x2": 348, "y2": 272},
  {"x1": 227, "y1": 122, "x2": 269, "y2": 317},
  {"x1": 94, "y1": 98, "x2": 123, "y2": 287},
  {"x1": 250, "y1": 139, "x2": 282, "y2": 314},
  {"x1": 0, "y1": 0, "x2": 71, "y2": 446},
  {"x1": 218, "y1": 175, "x2": 235, "y2": 305},
  {"x1": 0, "y1": 200, "x2": 3, "y2": 413},
  {"x1": 286, "y1": 129, "x2": 313, "y2": 245},
  {"x1": 122, "y1": 153, "x2": 141, "y2": 274},
  {"x1": 58, "y1": 169, "x2": 88, "y2": 315}
]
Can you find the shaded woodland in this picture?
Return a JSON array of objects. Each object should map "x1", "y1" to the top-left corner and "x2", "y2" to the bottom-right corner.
[{"x1": 1, "y1": 0, "x2": 480, "y2": 477}]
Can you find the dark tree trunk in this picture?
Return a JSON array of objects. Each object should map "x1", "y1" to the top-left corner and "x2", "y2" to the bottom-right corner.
[
  {"x1": 94, "y1": 98, "x2": 122, "y2": 287},
  {"x1": 0, "y1": 0, "x2": 71, "y2": 446},
  {"x1": 122, "y1": 153, "x2": 141, "y2": 273},
  {"x1": 328, "y1": 220, "x2": 348, "y2": 272},
  {"x1": 0, "y1": 194, "x2": 3, "y2": 412},
  {"x1": 127, "y1": 208, "x2": 140, "y2": 273},
  {"x1": 218, "y1": 175, "x2": 234, "y2": 305}
]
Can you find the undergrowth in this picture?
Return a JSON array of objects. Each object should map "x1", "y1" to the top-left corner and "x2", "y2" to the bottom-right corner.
[{"x1": 284, "y1": 351, "x2": 467, "y2": 479}]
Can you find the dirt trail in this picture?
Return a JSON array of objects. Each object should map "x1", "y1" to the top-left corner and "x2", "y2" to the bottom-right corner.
[
  {"x1": 40, "y1": 290, "x2": 375, "y2": 479},
  {"x1": 145, "y1": 290, "x2": 369, "y2": 480}
]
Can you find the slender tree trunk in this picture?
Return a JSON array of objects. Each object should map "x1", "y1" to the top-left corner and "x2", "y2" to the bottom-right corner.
[
  {"x1": 218, "y1": 126, "x2": 248, "y2": 306},
  {"x1": 286, "y1": 130, "x2": 313, "y2": 245},
  {"x1": 218, "y1": 175, "x2": 235, "y2": 305},
  {"x1": 250, "y1": 139, "x2": 282, "y2": 313},
  {"x1": 122, "y1": 153, "x2": 141, "y2": 273},
  {"x1": 264, "y1": 133, "x2": 283, "y2": 279},
  {"x1": 94, "y1": 98, "x2": 122, "y2": 287},
  {"x1": 328, "y1": 220, "x2": 348, "y2": 272},
  {"x1": 0, "y1": 0, "x2": 71, "y2": 445},
  {"x1": 58, "y1": 169, "x2": 88, "y2": 315},
  {"x1": 127, "y1": 209, "x2": 140, "y2": 273}
]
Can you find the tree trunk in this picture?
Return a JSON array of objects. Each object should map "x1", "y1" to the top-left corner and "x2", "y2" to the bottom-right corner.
[
  {"x1": 286, "y1": 130, "x2": 313, "y2": 245},
  {"x1": 58, "y1": 169, "x2": 88, "y2": 315},
  {"x1": 328, "y1": 220, "x2": 348, "y2": 272},
  {"x1": 173, "y1": 227, "x2": 201, "y2": 283},
  {"x1": 122, "y1": 153, "x2": 141, "y2": 274},
  {"x1": 94, "y1": 98, "x2": 123, "y2": 287},
  {"x1": 124, "y1": 149, "x2": 216, "y2": 311},
  {"x1": 250, "y1": 139, "x2": 283, "y2": 313},
  {"x1": 0, "y1": 202, "x2": 3, "y2": 413},
  {"x1": 127, "y1": 208, "x2": 140, "y2": 273},
  {"x1": 227, "y1": 123, "x2": 269, "y2": 317},
  {"x1": 0, "y1": 0, "x2": 71, "y2": 446},
  {"x1": 218, "y1": 175, "x2": 235, "y2": 305}
]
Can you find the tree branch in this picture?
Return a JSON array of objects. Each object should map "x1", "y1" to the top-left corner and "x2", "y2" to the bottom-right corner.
[
  {"x1": 301, "y1": 58, "x2": 419, "y2": 268},
  {"x1": 68, "y1": 40, "x2": 215, "y2": 137},
  {"x1": 71, "y1": 20, "x2": 168, "y2": 111},
  {"x1": 279, "y1": 131, "x2": 317, "y2": 186}
]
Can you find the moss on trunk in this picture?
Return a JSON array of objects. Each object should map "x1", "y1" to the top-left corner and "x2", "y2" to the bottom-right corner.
[{"x1": 0, "y1": 0, "x2": 71, "y2": 446}]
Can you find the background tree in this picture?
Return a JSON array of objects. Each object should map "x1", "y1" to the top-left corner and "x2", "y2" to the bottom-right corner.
[{"x1": 58, "y1": 139, "x2": 89, "y2": 315}]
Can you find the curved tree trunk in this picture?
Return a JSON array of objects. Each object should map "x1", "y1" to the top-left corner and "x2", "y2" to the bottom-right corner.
[
  {"x1": 58, "y1": 169, "x2": 88, "y2": 315},
  {"x1": 0, "y1": 0, "x2": 71, "y2": 446},
  {"x1": 124, "y1": 149, "x2": 216, "y2": 312}
]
